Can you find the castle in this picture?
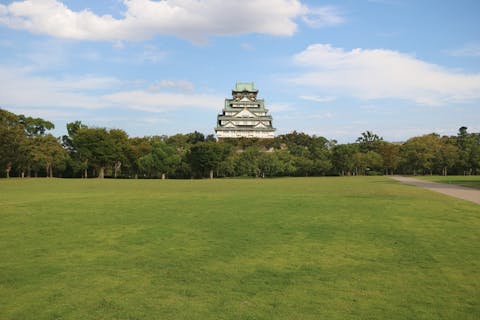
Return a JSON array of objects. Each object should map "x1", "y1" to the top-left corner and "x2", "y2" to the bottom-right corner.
[{"x1": 215, "y1": 82, "x2": 275, "y2": 139}]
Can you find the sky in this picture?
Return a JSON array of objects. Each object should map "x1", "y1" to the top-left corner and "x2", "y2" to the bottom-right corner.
[{"x1": 0, "y1": 0, "x2": 479, "y2": 142}]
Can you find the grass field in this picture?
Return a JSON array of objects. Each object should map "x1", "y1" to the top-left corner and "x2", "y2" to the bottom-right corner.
[
  {"x1": 1, "y1": 177, "x2": 479, "y2": 319},
  {"x1": 417, "y1": 175, "x2": 480, "y2": 190}
]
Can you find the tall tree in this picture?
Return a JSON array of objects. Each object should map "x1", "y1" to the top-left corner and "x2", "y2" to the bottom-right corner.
[
  {"x1": 72, "y1": 127, "x2": 119, "y2": 178},
  {"x1": 109, "y1": 129, "x2": 130, "y2": 178},
  {"x1": 356, "y1": 131, "x2": 383, "y2": 152},
  {"x1": 275, "y1": 150, "x2": 296, "y2": 176},
  {"x1": 31, "y1": 135, "x2": 68, "y2": 178},
  {"x1": 309, "y1": 136, "x2": 332, "y2": 176},
  {"x1": 332, "y1": 144, "x2": 358, "y2": 176},
  {"x1": 127, "y1": 136, "x2": 152, "y2": 178},
  {"x1": 21, "y1": 115, "x2": 57, "y2": 177},
  {"x1": 378, "y1": 142, "x2": 401, "y2": 175},
  {"x1": 187, "y1": 142, "x2": 231, "y2": 178},
  {"x1": 186, "y1": 131, "x2": 206, "y2": 145},
  {"x1": 434, "y1": 137, "x2": 459, "y2": 176},
  {"x1": 258, "y1": 152, "x2": 283, "y2": 177},
  {"x1": 235, "y1": 146, "x2": 262, "y2": 177},
  {"x1": 62, "y1": 121, "x2": 89, "y2": 177},
  {"x1": 0, "y1": 109, "x2": 25, "y2": 177},
  {"x1": 137, "y1": 137, "x2": 180, "y2": 179},
  {"x1": 456, "y1": 127, "x2": 480, "y2": 175},
  {"x1": 400, "y1": 134, "x2": 440, "y2": 175},
  {"x1": 18, "y1": 115, "x2": 54, "y2": 136}
]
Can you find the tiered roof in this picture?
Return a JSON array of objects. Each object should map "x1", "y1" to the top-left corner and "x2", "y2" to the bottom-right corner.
[{"x1": 215, "y1": 82, "x2": 275, "y2": 139}]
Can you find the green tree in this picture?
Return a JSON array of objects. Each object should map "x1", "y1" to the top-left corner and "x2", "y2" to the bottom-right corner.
[
  {"x1": 1, "y1": 109, "x2": 57, "y2": 178},
  {"x1": 275, "y1": 150, "x2": 296, "y2": 176},
  {"x1": 235, "y1": 146, "x2": 262, "y2": 177},
  {"x1": 31, "y1": 135, "x2": 68, "y2": 177},
  {"x1": 185, "y1": 131, "x2": 205, "y2": 145},
  {"x1": 277, "y1": 131, "x2": 313, "y2": 149},
  {"x1": 127, "y1": 136, "x2": 152, "y2": 178},
  {"x1": 456, "y1": 127, "x2": 480, "y2": 175},
  {"x1": 109, "y1": 129, "x2": 130, "y2": 178},
  {"x1": 137, "y1": 137, "x2": 180, "y2": 179},
  {"x1": 217, "y1": 153, "x2": 238, "y2": 177},
  {"x1": 258, "y1": 152, "x2": 284, "y2": 177},
  {"x1": 332, "y1": 144, "x2": 358, "y2": 176},
  {"x1": 378, "y1": 142, "x2": 400, "y2": 175},
  {"x1": 72, "y1": 127, "x2": 121, "y2": 178},
  {"x1": 365, "y1": 151, "x2": 384, "y2": 174},
  {"x1": 400, "y1": 134, "x2": 440, "y2": 175},
  {"x1": 62, "y1": 121, "x2": 89, "y2": 177},
  {"x1": 434, "y1": 137, "x2": 459, "y2": 176},
  {"x1": 0, "y1": 109, "x2": 25, "y2": 177},
  {"x1": 187, "y1": 142, "x2": 231, "y2": 178},
  {"x1": 17, "y1": 138, "x2": 35, "y2": 177},
  {"x1": 18, "y1": 115, "x2": 54, "y2": 136},
  {"x1": 356, "y1": 131, "x2": 383, "y2": 152},
  {"x1": 309, "y1": 136, "x2": 332, "y2": 176}
]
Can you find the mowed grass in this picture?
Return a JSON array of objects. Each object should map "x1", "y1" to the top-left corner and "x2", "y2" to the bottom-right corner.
[
  {"x1": 418, "y1": 175, "x2": 480, "y2": 190},
  {"x1": 0, "y1": 177, "x2": 479, "y2": 319}
]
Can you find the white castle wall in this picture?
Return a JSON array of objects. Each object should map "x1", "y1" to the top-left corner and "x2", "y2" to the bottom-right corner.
[{"x1": 216, "y1": 130, "x2": 275, "y2": 138}]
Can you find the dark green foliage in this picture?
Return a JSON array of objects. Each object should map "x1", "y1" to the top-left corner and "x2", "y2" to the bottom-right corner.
[
  {"x1": 73, "y1": 127, "x2": 115, "y2": 178},
  {"x1": 332, "y1": 143, "x2": 358, "y2": 175},
  {"x1": 185, "y1": 130, "x2": 206, "y2": 144},
  {"x1": 0, "y1": 108, "x2": 62, "y2": 178},
  {"x1": 258, "y1": 152, "x2": 283, "y2": 177},
  {"x1": 356, "y1": 130, "x2": 383, "y2": 152},
  {"x1": 1, "y1": 108, "x2": 479, "y2": 178},
  {"x1": 187, "y1": 141, "x2": 232, "y2": 178},
  {"x1": 18, "y1": 114, "x2": 54, "y2": 136},
  {"x1": 235, "y1": 146, "x2": 262, "y2": 177},
  {"x1": 137, "y1": 137, "x2": 180, "y2": 178},
  {"x1": 0, "y1": 109, "x2": 25, "y2": 177},
  {"x1": 30, "y1": 135, "x2": 68, "y2": 177},
  {"x1": 457, "y1": 127, "x2": 480, "y2": 174}
]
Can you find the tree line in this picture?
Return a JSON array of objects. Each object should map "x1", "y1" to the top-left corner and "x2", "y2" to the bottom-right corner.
[{"x1": 1, "y1": 108, "x2": 479, "y2": 178}]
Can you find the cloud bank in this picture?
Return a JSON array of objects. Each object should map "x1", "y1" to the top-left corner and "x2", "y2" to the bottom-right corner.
[
  {"x1": 0, "y1": 0, "x2": 343, "y2": 42},
  {"x1": 292, "y1": 44, "x2": 480, "y2": 106},
  {"x1": 0, "y1": 66, "x2": 222, "y2": 112}
]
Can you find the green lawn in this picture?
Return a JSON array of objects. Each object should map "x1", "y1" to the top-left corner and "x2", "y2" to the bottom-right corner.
[
  {"x1": 1, "y1": 177, "x2": 479, "y2": 319},
  {"x1": 417, "y1": 175, "x2": 480, "y2": 190}
]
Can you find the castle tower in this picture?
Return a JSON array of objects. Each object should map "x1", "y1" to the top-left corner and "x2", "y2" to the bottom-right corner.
[{"x1": 215, "y1": 82, "x2": 275, "y2": 138}]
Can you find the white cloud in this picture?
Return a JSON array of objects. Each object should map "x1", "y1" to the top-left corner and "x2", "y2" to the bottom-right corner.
[
  {"x1": 103, "y1": 90, "x2": 222, "y2": 112},
  {"x1": 0, "y1": 66, "x2": 111, "y2": 109},
  {"x1": 0, "y1": 39, "x2": 14, "y2": 48},
  {"x1": 302, "y1": 6, "x2": 344, "y2": 28},
  {"x1": 268, "y1": 103, "x2": 292, "y2": 112},
  {"x1": 81, "y1": 50, "x2": 102, "y2": 62},
  {"x1": 0, "y1": 0, "x2": 342, "y2": 42},
  {"x1": 6, "y1": 108, "x2": 82, "y2": 121},
  {"x1": 240, "y1": 42, "x2": 254, "y2": 51},
  {"x1": 139, "y1": 45, "x2": 166, "y2": 63},
  {"x1": 0, "y1": 0, "x2": 122, "y2": 39},
  {"x1": 0, "y1": 65, "x2": 223, "y2": 113},
  {"x1": 291, "y1": 43, "x2": 480, "y2": 106},
  {"x1": 448, "y1": 43, "x2": 480, "y2": 57},
  {"x1": 148, "y1": 80, "x2": 195, "y2": 93},
  {"x1": 309, "y1": 112, "x2": 334, "y2": 119},
  {"x1": 299, "y1": 95, "x2": 336, "y2": 103},
  {"x1": 142, "y1": 117, "x2": 170, "y2": 124}
]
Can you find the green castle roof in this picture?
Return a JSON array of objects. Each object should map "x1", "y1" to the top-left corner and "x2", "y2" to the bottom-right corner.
[{"x1": 233, "y1": 82, "x2": 257, "y2": 92}]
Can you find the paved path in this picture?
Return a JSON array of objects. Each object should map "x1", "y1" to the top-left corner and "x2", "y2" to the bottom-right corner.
[{"x1": 390, "y1": 176, "x2": 480, "y2": 205}]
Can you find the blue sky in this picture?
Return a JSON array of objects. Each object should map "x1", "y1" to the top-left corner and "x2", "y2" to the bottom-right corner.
[{"x1": 0, "y1": 0, "x2": 479, "y2": 142}]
